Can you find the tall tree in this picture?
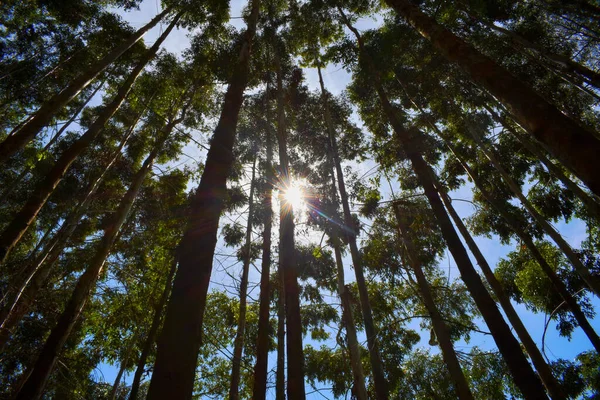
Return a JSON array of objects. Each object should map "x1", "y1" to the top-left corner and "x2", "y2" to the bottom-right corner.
[
  {"x1": 147, "y1": 1, "x2": 260, "y2": 397},
  {"x1": 317, "y1": 65, "x2": 387, "y2": 400}
]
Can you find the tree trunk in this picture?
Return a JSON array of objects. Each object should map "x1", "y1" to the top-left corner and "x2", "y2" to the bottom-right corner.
[
  {"x1": 274, "y1": 51, "x2": 305, "y2": 400},
  {"x1": 109, "y1": 351, "x2": 131, "y2": 400},
  {"x1": 437, "y1": 188, "x2": 566, "y2": 399},
  {"x1": 317, "y1": 65, "x2": 387, "y2": 400},
  {"x1": 444, "y1": 143, "x2": 600, "y2": 353},
  {"x1": 392, "y1": 203, "x2": 474, "y2": 400},
  {"x1": 384, "y1": 0, "x2": 600, "y2": 197},
  {"x1": 229, "y1": 157, "x2": 257, "y2": 400},
  {"x1": 0, "y1": 7, "x2": 173, "y2": 163},
  {"x1": 333, "y1": 247, "x2": 368, "y2": 400},
  {"x1": 276, "y1": 269, "x2": 286, "y2": 400},
  {"x1": 0, "y1": 117, "x2": 139, "y2": 351},
  {"x1": 338, "y1": 10, "x2": 549, "y2": 399},
  {"x1": 252, "y1": 84, "x2": 274, "y2": 400},
  {"x1": 129, "y1": 255, "x2": 178, "y2": 400},
  {"x1": 0, "y1": 15, "x2": 180, "y2": 265},
  {"x1": 146, "y1": 1, "x2": 260, "y2": 398},
  {"x1": 14, "y1": 129, "x2": 168, "y2": 400},
  {"x1": 467, "y1": 126, "x2": 600, "y2": 297}
]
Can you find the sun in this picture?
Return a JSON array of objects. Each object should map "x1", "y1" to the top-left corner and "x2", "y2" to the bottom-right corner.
[{"x1": 283, "y1": 183, "x2": 305, "y2": 211}]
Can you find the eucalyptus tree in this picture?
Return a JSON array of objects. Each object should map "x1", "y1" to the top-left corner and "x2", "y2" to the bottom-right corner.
[
  {"x1": 252, "y1": 86, "x2": 275, "y2": 400},
  {"x1": 148, "y1": 0, "x2": 260, "y2": 397},
  {"x1": 272, "y1": 43, "x2": 306, "y2": 400},
  {"x1": 392, "y1": 201, "x2": 474, "y2": 400},
  {"x1": 288, "y1": 84, "x2": 368, "y2": 398}
]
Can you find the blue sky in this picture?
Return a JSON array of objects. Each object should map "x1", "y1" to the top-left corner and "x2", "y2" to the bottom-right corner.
[{"x1": 94, "y1": 0, "x2": 599, "y2": 397}]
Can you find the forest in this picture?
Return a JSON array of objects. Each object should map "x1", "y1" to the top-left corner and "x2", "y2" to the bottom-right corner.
[{"x1": 0, "y1": 0, "x2": 599, "y2": 398}]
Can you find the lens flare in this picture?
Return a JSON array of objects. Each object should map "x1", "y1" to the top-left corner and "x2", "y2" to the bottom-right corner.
[{"x1": 283, "y1": 184, "x2": 304, "y2": 210}]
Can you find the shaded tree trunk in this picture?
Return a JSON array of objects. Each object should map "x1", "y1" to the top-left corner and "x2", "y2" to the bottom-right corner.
[
  {"x1": 0, "y1": 15, "x2": 180, "y2": 265},
  {"x1": 0, "y1": 117, "x2": 139, "y2": 351},
  {"x1": 392, "y1": 203, "x2": 474, "y2": 400},
  {"x1": 252, "y1": 84, "x2": 275, "y2": 400},
  {"x1": 467, "y1": 126, "x2": 600, "y2": 297},
  {"x1": 317, "y1": 65, "x2": 387, "y2": 400},
  {"x1": 109, "y1": 344, "x2": 134, "y2": 400},
  {"x1": 129, "y1": 255, "x2": 178, "y2": 400},
  {"x1": 14, "y1": 128, "x2": 169, "y2": 400},
  {"x1": 322, "y1": 110, "x2": 367, "y2": 399},
  {"x1": 338, "y1": 9, "x2": 549, "y2": 399},
  {"x1": 274, "y1": 51, "x2": 305, "y2": 400},
  {"x1": 146, "y1": 1, "x2": 260, "y2": 398},
  {"x1": 0, "y1": 7, "x2": 173, "y2": 163},
  {"x1": 229, "y1": 157, "x2": 257, "y2": 400},
  {"x1": 384, "y1": 0, "x2": 600, "y2": 197}
]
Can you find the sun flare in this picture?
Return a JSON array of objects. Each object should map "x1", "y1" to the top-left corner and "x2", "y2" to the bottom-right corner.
[{"x1": 283, "y1": 183, "x2": 305, "y2": 211}]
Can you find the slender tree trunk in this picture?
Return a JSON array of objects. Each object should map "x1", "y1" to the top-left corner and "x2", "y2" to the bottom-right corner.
[
  {"x1": 444, "y1": 143, "x2": 600, "y2": 353},
  {"x1": 0, "y1": 15, "x2": 180, "y2": 265},
  {"x1": 338, "y1": 10, "x2": 549, "y2": 399},
  {"x1": 274, "y1": 51, "x2": 305, "y2": 400},
  {"x1": 0, "y1": 117, "x2": 139, "y2": 351},
  {"x1": 229, "y1": 157, "x2": 257, "y2": 400},
  {"x1": 484, "y1": 104, "x2": 600, "y2": 223},
  {"x1": 317, "y1": 65, "x2": 387, "y2": 400},
  {"x1": 392, "y1": 203, "x2": 474, "y2": 400},
  {"x1": 0, "y1": 7, "x2": 173, "y2": 163},
  {"x1": 437, "y1": 188, "x2": 566, "y2": 399},
  {"x1": 323, "y1": 113, "x2": 367, "y2": 399},
  {"x1": 252, "y1": 84, "x2": 274, "y2": 400},
  {"x1": 330, "y1": 206, "x2": 368, "y2": 400},
  {"x1": 1, "y1": 79, "x2": 106, "y2": 199},
  {"x1": 467, "y1": 127, "x2": 600, "y2": 297},
  {"x1": 129, "y1": 255, "x2": 178, "y2": 400},
  {"x1": 109, "y1": 351, "x2": 132, "y2": 400},
  {"x1": 276, "y1": 270, "x2": 286, "y2": 400},
  {"x1": 384, "y1": 0, "x2": 600, "y2": 197},
  {"x1": 147, "y1": 2, "x2": 261, "y2": 398},
  {"x1": 14, "y1": 129, "x2": 169, "y2": 400}
]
